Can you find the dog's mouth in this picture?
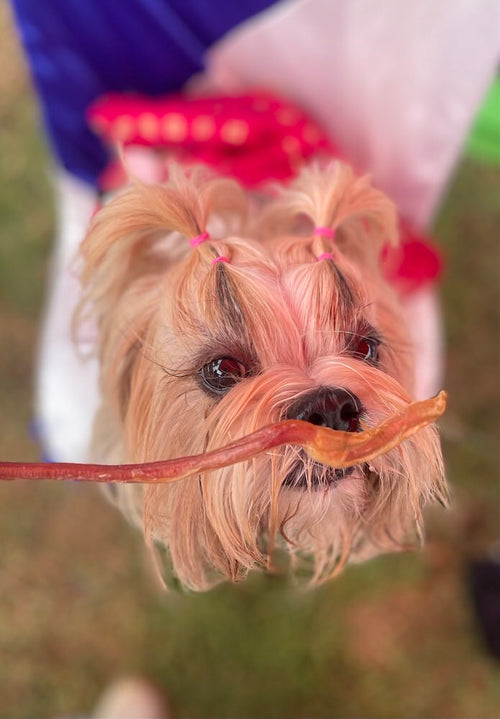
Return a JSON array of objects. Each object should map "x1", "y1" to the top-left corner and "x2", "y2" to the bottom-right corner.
[
  {"x1": 280, "y1": 453, "x2": 378, "y2": 491},
  {"x1": 282, "y1": 453, "x2": 357, "y2": 490}
]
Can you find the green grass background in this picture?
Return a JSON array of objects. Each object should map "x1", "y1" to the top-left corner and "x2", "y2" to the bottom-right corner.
[{"x1": 1, "y1": 5, "x2": 500, "y2": 717}]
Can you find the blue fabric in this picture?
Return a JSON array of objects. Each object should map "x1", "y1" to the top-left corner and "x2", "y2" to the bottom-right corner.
[{"x1": 12, "y1": 0, "x2": 279, "y2": 185}]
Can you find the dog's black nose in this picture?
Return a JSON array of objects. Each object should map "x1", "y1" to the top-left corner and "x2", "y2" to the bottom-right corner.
[{"x1": 286, "y1": 387, "x2": 362, "y2": 432}]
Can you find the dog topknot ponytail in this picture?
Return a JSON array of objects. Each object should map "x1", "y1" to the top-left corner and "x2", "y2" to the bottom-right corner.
[
  {"x1": 79, "y1": 164, "x2": 248, "y2": 319},
  {"x1": 260, "y1": 161, "x2": 399, "y2": 253}
]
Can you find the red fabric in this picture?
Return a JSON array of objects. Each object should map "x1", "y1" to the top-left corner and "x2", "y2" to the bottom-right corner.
[
  {"x1": 87, "y1": 90, "x2": 443, "y2": 294},
  {"x1": 87, "y1": 91, "x2": 337, "y2": 189},
  {"x1": 384, "y1": 221, "x2": 444, "y2": 295}
]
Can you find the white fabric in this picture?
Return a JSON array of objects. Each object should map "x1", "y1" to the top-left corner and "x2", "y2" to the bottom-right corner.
[
  {"x1": 401, "y1": 287, "x2": 444, "y2": 401},
  {"x1": 206, "y1": 0, "x2": 500, "y2": 229},
  {"x1": 35, "y1": 171, "x2": 100, "y2": 462}
]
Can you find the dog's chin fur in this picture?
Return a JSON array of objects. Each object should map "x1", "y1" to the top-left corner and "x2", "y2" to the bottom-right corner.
[{"x1": 79, "y1": 161, "x2": 447, "y2": 591}]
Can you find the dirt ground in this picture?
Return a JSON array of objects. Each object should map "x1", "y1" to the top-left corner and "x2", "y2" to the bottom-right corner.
[{"x1": 1, "y1": 4, "x2": 499, "y2": 717}]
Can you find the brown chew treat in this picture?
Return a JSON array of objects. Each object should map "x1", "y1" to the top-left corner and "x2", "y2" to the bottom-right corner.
[{"x1": 0, "y1": 392, "x2": 446, "y2": 484}]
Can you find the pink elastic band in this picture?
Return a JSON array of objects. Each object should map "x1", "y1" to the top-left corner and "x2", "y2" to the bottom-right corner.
[
  {"x1": 211, "y1": 255, "x2": 229, "y2": 265},
  {"x1": 317, "y1": 252, "x2": 336, "y2": 262},
  {"x1": 190, "y1": 231, "x2": 210, "y2": 247},
  {"x1": 313, "y1": 226, "x2": 335, "y2": 239}
]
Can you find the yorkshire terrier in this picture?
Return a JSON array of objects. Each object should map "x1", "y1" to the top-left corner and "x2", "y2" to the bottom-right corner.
[{"x1": 76, "y1": 161, "x2": 447, "y2": 591}]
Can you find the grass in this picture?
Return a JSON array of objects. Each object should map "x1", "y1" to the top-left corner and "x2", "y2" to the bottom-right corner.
[{"x1": 1, "y1": 5, "x2": 500, "y2": 717}]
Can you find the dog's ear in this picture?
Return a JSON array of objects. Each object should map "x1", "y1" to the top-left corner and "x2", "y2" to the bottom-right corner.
[{"x1": 76, "y1": 164, "x2": 247, "y2": 424}]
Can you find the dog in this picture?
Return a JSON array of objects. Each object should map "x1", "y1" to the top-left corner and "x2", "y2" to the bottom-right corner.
[{"x1": 77, "y1": 160, "x2": 447, "y2": 591}]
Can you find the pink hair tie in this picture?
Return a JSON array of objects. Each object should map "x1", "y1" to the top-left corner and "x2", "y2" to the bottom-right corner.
[
  {"x1": 313, "y1": 226, "x2": 335, "y2": 239},
  {"x1": 211, "y1": 255, "x2": 229, "y2": 265},
  {"x1": 317, "y1": 252, "x2": 336, "y2": 262},
  {"x1": 190, "y1": 231, "x2": 210, "y2": 247}
]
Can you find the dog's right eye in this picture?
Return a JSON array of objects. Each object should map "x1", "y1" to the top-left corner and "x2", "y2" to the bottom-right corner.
[{"x1": 200, "y1": 357, "x2": 248, "y2": 395}]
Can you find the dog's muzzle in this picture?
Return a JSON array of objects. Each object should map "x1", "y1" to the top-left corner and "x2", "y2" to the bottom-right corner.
[
  {"x1": 286, "y1": 387, "x2": 362, "y2": 432},
  {"x1": 283, "y1": 387, "x2": 363, "y2": 489}
]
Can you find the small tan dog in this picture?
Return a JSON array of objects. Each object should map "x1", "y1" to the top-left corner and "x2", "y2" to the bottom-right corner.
[{"x1": 78, "y1": 161, "x2": 447, "y2": 590}]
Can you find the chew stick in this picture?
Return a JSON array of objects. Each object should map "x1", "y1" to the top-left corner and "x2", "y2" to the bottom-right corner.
[{"x1": 0, "y1": 392, "x2": 446, "y2": 484}]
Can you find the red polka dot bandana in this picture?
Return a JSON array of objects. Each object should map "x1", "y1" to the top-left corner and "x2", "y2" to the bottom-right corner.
[{"x1": 87, "y1": 90, "x2": 338, "y2": 189}]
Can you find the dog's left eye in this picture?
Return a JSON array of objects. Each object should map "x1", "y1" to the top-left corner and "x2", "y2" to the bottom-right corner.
[
  {"x1": 200, "y1": 357, "x2": 248, "y2": 395},
  {"x1": 353, "y1": 337, "x2": 380, "y2": 363}
]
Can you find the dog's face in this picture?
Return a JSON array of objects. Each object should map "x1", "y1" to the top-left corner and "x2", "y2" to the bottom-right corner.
[{"x1": 80, "y1": 162, "x2": 446, "y2": 590}]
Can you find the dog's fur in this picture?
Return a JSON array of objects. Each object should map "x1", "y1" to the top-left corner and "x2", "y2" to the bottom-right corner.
[{"x1": 78, "y1": 161, "x2": 447, "y2": 590}]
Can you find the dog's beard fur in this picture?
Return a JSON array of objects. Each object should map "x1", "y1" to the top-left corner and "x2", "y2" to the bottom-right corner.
[{"x1": 79, "y1": 162, "x2": 447, "y2": 591}]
